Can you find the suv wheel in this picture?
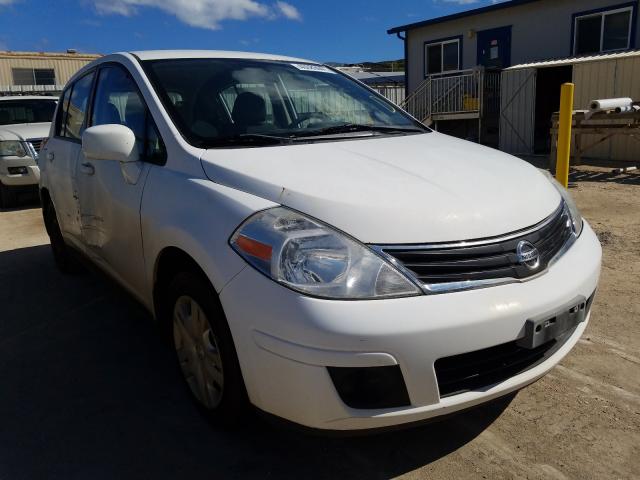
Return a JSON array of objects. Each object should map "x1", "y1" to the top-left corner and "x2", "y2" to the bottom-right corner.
[
  {"x1": 42, "y1": 200, "x2": 82, "y2": 274},
  {"x1": 167, "y1": 272, "x2": 248, "y2": 424}
]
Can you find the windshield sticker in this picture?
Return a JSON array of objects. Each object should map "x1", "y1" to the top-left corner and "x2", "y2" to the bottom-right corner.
[{"x1": 290, "y1": 63, "x2": 336, "y2": 74}]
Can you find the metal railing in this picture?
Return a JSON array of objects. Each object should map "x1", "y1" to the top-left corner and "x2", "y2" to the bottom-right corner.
[
  {"x1": 400, "y1": 77, "x2": 433, "y2": 122},
  {"x1": 401, "y1": 69, "x2": 501, "y2": 122},
  {"x1": 430, "y1": 69, "x2": 480, "y2": 115},
  {"x1": 371, "y1": 85, "x2": 406, "y2": 106}
]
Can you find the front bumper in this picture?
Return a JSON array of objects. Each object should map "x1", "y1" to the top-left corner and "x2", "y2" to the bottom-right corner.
[
  {"x1": 219, "y1": 222, "x2": 601, "y2": 430},
  {"x1": 0, "y1": 156, "x2": 40, "y2": 186}
]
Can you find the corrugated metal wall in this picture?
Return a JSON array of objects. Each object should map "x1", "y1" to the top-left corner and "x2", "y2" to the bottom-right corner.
[
  {"x1": 499, "y1": 68, "x2": 536, "y2": 154},
  {"x1": 0, "y1": 53, "x2": 99, "y2": 88},
  {"x1": 500, "y1": 54, "x2": 640, "y2": 161},
  {"x1": 573, "y1": 56, "x2": 640, "y2": 162}
]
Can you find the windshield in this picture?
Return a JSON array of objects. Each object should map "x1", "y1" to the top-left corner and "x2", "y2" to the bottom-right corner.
[
  {"x1": 0, "y1": 99, "x2": 57, "y2": 126},
  {"x1": 142, "y1": 58, "x2": 426, "y2": 147}
]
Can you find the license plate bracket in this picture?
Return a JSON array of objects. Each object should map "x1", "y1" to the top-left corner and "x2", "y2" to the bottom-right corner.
[{"x1": 517, "y1": 296, "x2": 588, "y2": 349}]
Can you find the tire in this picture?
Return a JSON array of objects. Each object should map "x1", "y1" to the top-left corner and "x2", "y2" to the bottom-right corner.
[
  {"x1": 166, "y1": 271, "x2": 248, "y2": 425},
  {"x1": 0, "y1": 182, "x2": 16, "y2": 209},
  {"x1": 42, "y1": 200, "x2": 83, "y2": 274}
]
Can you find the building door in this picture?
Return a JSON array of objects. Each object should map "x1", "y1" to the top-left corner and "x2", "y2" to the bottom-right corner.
[
  {"x1": 477, "y1": 26, "x2": 512, "y2": 69},
  {"x1": 499, "y1": 68, "x2": 536, "y2": 154},
  {"x1": 534, "y1": 66, "x2": 573, "y2": 154}
]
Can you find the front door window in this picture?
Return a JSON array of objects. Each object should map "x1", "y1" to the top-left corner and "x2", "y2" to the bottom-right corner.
[{"x1": 91, "y1": 65, "x2": 165, "y2": 164}]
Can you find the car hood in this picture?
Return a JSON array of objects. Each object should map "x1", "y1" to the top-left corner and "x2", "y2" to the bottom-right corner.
[
  {"x1": 0, "y1": 122, "x2": 51, "y2": 141},
  {"x1": 200, "y1": 132, "x2": 561, "y2": 244}
]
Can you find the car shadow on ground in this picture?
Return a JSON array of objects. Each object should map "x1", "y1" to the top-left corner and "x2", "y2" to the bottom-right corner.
[
  {"x1": 0, "y1": 189, "x2": 40, "y2": 212},
  {"x1": 0, "y1": 245, "x2": 513, "y2": 480}
]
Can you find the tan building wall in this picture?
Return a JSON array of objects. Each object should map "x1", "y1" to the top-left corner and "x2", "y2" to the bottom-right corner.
[{"x1": 0, "y1": 51, "x2": 101, "y2": 88}]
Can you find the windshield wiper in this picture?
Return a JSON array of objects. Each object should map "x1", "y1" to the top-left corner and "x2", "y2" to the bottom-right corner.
[
  {"x1": 203, "y1": 133, "x2": 292, "y2": 147},
  {"x1": 292, "y1": 124, "x2": 426, "y2": 138},
  {"x1": 200, "y1": 125, "x2": 426, "y2": 147}
]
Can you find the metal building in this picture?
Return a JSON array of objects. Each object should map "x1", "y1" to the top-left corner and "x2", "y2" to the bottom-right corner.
[
  {"x1": 0, "y1": 50, "x2": 101, "y2": 96},
  {"x1": 500, "y1": 50, "x2": 640, "y2": 161}
]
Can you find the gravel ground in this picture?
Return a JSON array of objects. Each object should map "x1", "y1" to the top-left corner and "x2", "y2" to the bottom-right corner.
[{"x1": 0, "y1": 165, "x2": 638, "y2": 479}]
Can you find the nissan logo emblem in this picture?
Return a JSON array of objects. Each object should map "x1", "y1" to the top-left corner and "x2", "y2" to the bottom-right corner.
[{"x1": 516, "y1": 241, "x2": 540, "y2": 270}]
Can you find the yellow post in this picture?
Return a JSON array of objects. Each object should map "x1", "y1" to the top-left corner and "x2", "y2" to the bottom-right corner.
[{"x1": 555, "y1": 83, "x2": 575, "y2": 188}]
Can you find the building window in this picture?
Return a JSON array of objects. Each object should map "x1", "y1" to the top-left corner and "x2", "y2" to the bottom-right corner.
[
  {"x1": 574, "y1": 6, "x2": 634, "y2": 55},
  {"x1": 425, "y1": 39, "x2": 460, "y2": 76},
  {"x1": 12, "y1": 68, "x2": 56, "y2": 86}
]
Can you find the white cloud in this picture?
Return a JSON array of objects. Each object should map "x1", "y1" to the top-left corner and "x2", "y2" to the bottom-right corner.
[
  {"x1": 0, "y1": 0, "x2": 18, "y2": 5},
  {"x1": 274, "y1": 1, "x2": 301, "y2": 20},
  {"x1": 91, "y1": 0, "x2": 301, "y2": 30}
]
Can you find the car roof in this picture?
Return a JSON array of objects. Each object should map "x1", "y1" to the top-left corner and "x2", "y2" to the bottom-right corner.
[
  {"x1": 0, "y1": 96, "x2": 58, "y2": 101},
  {"x1": 130, "y1": 49, "x2": 316, "y2": 64}
]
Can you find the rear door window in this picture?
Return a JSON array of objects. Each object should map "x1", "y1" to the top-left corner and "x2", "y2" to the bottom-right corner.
[
  {"x1": 64, "y1": 71, "x2": 95, "y2": 140},
  {"x1": 54, "y1": 88, "x2": 71, "y2": 137}
]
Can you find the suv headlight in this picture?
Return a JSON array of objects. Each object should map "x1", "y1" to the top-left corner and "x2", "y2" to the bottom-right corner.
[
  {"x1": 543, "y1": 171, "x2": 583, "y2": 236},
  {"x1": 230, "y1": 207, "x2": 421, "y2": 299},
  {"x1": 0, "y1": 140, "x2": 26, "y2": 158}
]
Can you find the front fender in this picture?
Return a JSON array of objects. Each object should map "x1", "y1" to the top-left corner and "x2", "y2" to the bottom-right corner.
[{"x1": 140, "y1": 166, "x2": 278, "y2": 311}]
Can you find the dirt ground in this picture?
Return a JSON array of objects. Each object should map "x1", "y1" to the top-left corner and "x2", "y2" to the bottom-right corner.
[{"x1": 0, "y1": 164, "x2": 638, "y2": 479}]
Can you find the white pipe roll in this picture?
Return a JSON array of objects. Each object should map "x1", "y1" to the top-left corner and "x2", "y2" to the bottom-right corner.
[{"x1": 590, "y1": 98, "x2": 633, "y2": 111}]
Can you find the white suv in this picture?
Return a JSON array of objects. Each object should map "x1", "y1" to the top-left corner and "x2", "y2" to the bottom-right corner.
[
  {"x1": 0, "y1": 96, "x2": 57, "y2": 207},
  {"x1": 39, "y1": 51, "x2": 601, "y2": 432}
]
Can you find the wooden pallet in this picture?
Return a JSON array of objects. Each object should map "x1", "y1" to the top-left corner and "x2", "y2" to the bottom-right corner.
[{"x1": 549, "y1": 109, "x2": 640, "y2": 170}]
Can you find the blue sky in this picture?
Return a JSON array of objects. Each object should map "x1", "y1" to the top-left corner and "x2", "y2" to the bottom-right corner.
[{"x1": 0, "y1": 0, "x2": 503, "y2": 63}]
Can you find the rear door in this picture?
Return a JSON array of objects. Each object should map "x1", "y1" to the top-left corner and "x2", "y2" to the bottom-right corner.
[
  {"x1": 477, "y1": 26, "x2": 512, "y2": 69},
  {"x1": 41, "y1": 71, "x2": 96, "y2": 248},
  {"x1": 75, "y1": 64, "x2": 165, "y2": 296}
]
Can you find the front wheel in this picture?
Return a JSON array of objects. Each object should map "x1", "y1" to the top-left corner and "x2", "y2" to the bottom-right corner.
[{"x1": 167, "y1": 272, "x2": 248, "y2": 424}]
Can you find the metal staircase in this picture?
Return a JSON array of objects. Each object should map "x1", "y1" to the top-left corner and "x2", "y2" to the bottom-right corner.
[
  {"x1": 400, "y1": 76, "x2": 434, "y2": 124},
  {"x1": 401, "y1": 68, "x2": 500, "y2": 125}
]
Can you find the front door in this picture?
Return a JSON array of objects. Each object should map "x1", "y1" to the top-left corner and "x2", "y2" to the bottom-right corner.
[
  {"x1": 75, "y1": 64, "x2": 162, "y2": 298},
  {"x1": 477, "y1": 26, "x2": 512, "y2": 69}
]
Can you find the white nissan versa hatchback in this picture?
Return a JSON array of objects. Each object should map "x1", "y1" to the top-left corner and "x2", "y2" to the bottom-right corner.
[{"x1": 39, "y1": 51, "x2": 601, "y2": 431}]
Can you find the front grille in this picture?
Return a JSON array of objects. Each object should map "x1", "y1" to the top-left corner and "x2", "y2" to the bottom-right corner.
[
  {"x1": 435, "y1": 291, "x2": 595, "y2": 398},
  {"x1": 378, "y1": 204, "x2": 573, "y2": 288},
  {"x1": 27, "y1": 138, "x2": 44, "y2": 152},
  {"x1": 435, "y1": 334, "x2": 564, "y2": 398}
]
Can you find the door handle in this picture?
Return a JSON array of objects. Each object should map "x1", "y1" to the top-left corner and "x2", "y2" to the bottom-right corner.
[
  {"x1": 80, "y1": 162, "x2": 95, "y2": 176},
  {"x1": 46, "y1": 151, "x2": 54, "y2": 161}
]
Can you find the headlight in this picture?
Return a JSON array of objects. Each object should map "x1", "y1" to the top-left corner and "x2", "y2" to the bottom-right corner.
[
  {"x1": 0, "y1": 140, "x2": 27, "y2": 158},
  {"x1": 230, "y1": 207, "x2": 421, "y2": 299},
  {"x1": 543, "y1": 170, "x2": 583, "y2": 236}
]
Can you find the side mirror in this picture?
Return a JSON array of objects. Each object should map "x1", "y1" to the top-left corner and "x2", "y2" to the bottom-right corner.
[{"x1": 82, "y1": 124, "x2": 138, "y2": 163}]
